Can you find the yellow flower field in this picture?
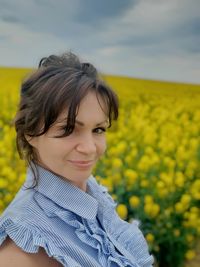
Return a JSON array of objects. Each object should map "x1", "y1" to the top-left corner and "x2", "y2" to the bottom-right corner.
[{"x1": 0, "y1": 67, "x2": 200, "y2": 267}]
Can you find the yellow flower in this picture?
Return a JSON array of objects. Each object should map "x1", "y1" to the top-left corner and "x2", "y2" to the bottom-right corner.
[
  {"x1": 7, "y1": 172, "x2": 17, "y2": 183},
  {"x1": 0, "y1": 157, "x2": 7, "y2": 167},
  {"x1": 156, "y1": 180, "x2": 165, "y2": 189},
  {"x1": 151, "y1": 154, "x2": 160, "y2": 165},
  {"x1": 174, "y1": 171, "x2": 185, "y2": 188},
  {"x1": 185, "y1": 250, "x2": 196, "y2": 260},
  {"x1": 115, "y1": 141, "x2": 127, "y2": 154},
  {"x1": 130, "y1": 148, "x2": 138, "y2": 158},
  {"x1": 140, "y1": 179, "x2": 149, "y2": 188},
  {"x1": 4, "y1": 193, "x2": 13, "y2": 204},
  {"x1": 125, "y1": 155, "x2": 132, "y2": 165},
  {"x1": 163, "y1": 157, "x2": 175, "y2": 169},
  {"x1": 164, "y1": 208, "x2": 172, "y2": 217},
  {"x1": 158, "y1": 188, "x2": 169, "y2": 198},
  {"x1": 190, "y1": 137, "x2": 199, "y2": 147},
  {"x1": 108, "y1": 147, "x2": 118, "y2": 157},
  {"x1": 146, "y1": 233, "x2": 155, "y2": 243},
  {"x1": 176, "y1": 145, "x2": 188, "y2": 161},
  {"x1": 144, "y1": 203, "x2": 160, "y2": 218},
  {"x1": 112, "y1": 173, "x2": 122, "y2": 186},
  {"x1": 144, "y1": 203, "x2": 152, "y2": 215},
  {"x1": 1, "y1": 166, "x2": 12, "y2": 177},
  {"x1": 144, "y1": 195, "x2": 154, "y2": 204},
  {"x1": 112, "y1": 158, "x2": 123, "y2": 169},
  {"x1": 173, "y1": 229, "x2": 180, "y2": 237},
  {"x1": 145, "y1": 146, "x2": 154, "y2": 155},
  {"x1": 187, "y1": 213, "x2": 198, "y2": 227},
  {"x1": 137, "y1": 155, "x2": 151, "y2": 171},
  {"x1": 190, "y1": 207, "x2": 199, "y2": 214},
  {"x1": 151, "y1": 203, "x2": 160, "y2": 217},
  {"x1": 190, "y1": 179, "x2": 200, "y2": 200},
  {"x1": 124, "y1": 169, "x2": 138, "y2": 188},
  {"x1": 116, "y1": 204, "x2": 128, "y2": 220},
  {"x1": 186, "y1": 234, "x2": 194, "y2": 243},
  {"x1": 124, "y1": 169, "x2": 138, "y2": 181},
  {"x1": 175, "y1": 202, "x2": 185, "y2": 213},
  {"x1": 100, "y1": 178, "x2": 113, "y2": 191},
  {"x1": 160, "y1": 172, "x2": 173, "y2": 186},
  {"x1": 180, "y1": 194, "x2": 191, "y2": 206},
  {"x1": 0, "y1": 199, "x2": 4, "y2": 210},
  {"x1": 129, "y1": 196, "x2": 140, "y2": 208},
  {"x1": 0, "y1": 178, "x2": 8, "y2": 189}
]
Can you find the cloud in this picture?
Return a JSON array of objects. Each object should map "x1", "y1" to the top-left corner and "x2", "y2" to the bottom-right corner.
[
  {"x1": 0, "y1": 20, "x2": 69, "y2": 67},
  {"x1": 0, "y1": 0, "x2": 199, "y2": 83},
  {"x1": 1, "y1": 14, "x2": 21, "y2": 23},
  {"x1": 0, "y1": 0, "x2": 135, "y2": 37},
  {"x1": 74, "y1": 0, "x2": 135, "y2": 25},
  {"x1": 87, "y1": 0, "x2": 200, "y2": 83},
  {"x1": 0, "y1": 0, "x2": 79, "y2": 37}
]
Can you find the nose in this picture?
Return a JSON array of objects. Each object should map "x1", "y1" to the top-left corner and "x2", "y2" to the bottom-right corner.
[{"x1": 76, "y1": 133, "x2": 97, "y2": 155}]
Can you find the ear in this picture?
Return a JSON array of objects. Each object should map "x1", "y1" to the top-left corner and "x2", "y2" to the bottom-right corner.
[{"x1": 25, "y1": 134, "x2": 37, "y2": 148}]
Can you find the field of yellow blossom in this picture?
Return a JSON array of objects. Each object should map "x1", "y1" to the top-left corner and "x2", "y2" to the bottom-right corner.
[{"x1": 0, "y1": 67, "x2": 200, "y2": 267}]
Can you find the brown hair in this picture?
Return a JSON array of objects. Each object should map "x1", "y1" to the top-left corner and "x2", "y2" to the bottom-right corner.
[{"x1": 14, "y1": 52, "x2": 119, "y2": 188}]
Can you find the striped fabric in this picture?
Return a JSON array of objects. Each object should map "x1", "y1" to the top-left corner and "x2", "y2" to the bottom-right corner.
[{"x1": 0, "y1": 164, "x2": 154, "y2": 267}]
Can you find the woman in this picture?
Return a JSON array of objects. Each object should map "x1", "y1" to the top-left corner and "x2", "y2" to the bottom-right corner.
[{"x1": 0, "y1": 52, "x2": 154, "y2": 266}]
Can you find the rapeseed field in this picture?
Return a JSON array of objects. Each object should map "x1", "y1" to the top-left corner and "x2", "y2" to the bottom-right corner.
[{"x1": 0, "y1": 67, "x2": 200, "y2": 267}]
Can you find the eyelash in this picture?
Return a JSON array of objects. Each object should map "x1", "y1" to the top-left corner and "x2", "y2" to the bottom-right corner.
[
  {"x1": 56, "y1": 126, "x2": 106, "y2": 135},
  {"x1": 93, "y1": 127, "x2": 106, "y2": 134}
]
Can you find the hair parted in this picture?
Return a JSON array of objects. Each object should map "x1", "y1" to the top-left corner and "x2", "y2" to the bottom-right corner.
[{"x1": 14, "y1": 52, "x2": 119, "y2": 188}]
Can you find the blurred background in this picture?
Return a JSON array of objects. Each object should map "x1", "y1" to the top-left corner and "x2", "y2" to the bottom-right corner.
[{"x1": 0, "y1": 1, "x2": 200, "y2": 267}]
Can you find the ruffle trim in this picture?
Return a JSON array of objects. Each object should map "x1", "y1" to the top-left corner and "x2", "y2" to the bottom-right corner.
[
  {"x1": 88, "y1": 181, "x2": 150, "y2": 266},
  {"x1": 33, "y1": 178, "x2": 141, "y2": 267},
  {"x1": 0, "y1": 218, "x2": 82, "y2": 267},
  {"x1": 52, "y1": 209, "x2": 137, "y2": 267},
  {"x1": 115, "y1": 220, "x2": 154, "y2": 267}
]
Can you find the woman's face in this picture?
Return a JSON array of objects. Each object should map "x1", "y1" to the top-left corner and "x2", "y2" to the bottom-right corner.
[{"x1": 29, "y1": 92, "x2": 108, "y2": 191}]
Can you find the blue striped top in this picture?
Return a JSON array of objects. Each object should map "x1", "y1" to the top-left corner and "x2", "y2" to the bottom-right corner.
[{"x1": 0, "y1": 164, "x2": 154, "y2": 267}]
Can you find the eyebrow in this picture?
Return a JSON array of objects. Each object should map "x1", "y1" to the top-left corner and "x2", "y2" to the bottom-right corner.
[{"x1": 75, "y1": 119, "x2": 109, "y2": 127}]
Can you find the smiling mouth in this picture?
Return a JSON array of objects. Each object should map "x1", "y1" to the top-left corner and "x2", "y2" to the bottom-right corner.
[{"x1": 67, "y1": 160, "x2": 95, "y2": 169}]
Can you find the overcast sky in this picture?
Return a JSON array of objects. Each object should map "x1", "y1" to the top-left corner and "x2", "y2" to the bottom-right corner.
[{"x1": 0, "y1": 0, "x2": 199, "y2": 84}]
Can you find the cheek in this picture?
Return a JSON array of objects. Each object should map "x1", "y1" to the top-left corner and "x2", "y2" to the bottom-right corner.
[
  {"x1": 98, "y1": 138, "x2": 107, "y2": 155},
  {"x1": 35, "y1": 138, "x2": 58, "y2": 157},
  {"x1": 34, "y1": 141, "x2": 49, "y2": 160}
]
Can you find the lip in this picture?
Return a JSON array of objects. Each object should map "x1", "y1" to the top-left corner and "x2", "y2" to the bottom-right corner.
[{"x1": 67, "y1": 160, "x2": 95, "y2": 169}]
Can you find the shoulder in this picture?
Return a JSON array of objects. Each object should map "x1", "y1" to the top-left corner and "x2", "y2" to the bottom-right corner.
[{"x1": 0, "y1": 237, "x2": 62, "y2": 267}]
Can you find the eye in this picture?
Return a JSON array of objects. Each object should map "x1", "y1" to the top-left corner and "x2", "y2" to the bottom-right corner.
[
  {"x1": 93, "y1": 127, "x2": 106, "y2": 134},
  {"x1": 53, "y1": 125, "x2": 74, "y2": 138}
]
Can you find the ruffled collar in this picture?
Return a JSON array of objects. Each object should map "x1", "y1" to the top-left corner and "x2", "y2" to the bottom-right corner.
[{"x1": 23, "y1": 164, "x2": 98, "y2": 220}]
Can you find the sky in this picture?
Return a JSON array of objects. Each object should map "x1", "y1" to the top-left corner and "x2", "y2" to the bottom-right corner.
[{"x1": 0, "y1": 0, "x2": 200, "y2": 84}]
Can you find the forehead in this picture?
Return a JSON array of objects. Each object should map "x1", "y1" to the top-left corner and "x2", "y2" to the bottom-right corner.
[{"x1": 56, "y1": 92, "x2": 108, "y2": 123}]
